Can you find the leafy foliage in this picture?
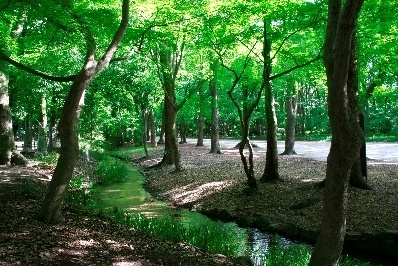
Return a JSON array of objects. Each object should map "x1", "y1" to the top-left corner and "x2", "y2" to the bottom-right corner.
[{"x1": 95, "y1": 159, "x2": 129, "y2": 185}]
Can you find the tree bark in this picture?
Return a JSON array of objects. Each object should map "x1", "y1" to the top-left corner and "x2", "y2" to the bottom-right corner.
[
  {"x1": 196, "y1": 82, "x2": 205, "y2": 146},
  {"x1": 309, "y1": 0, "x2": 365, "y2": 265},
  {"x1": 158, "y1": 44, "x2": 181, "y2": 171},
  {"x1": 209, "y1": 59, "x2": 222, "y2": 154},
  {"x1": 281, "y1": 94, "x2": 297, "y2": 155},
  {"x1": 149, "y1": 109, "x2": 156, "y2": 147},
  {"x1": 36, "y1": 96, "x2": 48, "y2": 157},
  {"x1": 142, "y1": 108, "x2": 148, "y2": 157},
  {"x1": 0, "y1": 65, "x2": 15, "y2": 165},
  {"x1": 0, "y1": 8, "x2": 27, "y2": 165},
  {"x1": 261, "y1": 20, "x2": 280, "y2": 182},
  {"x1": 347, "y1": 31, "x2": 371, "y2": 190},
  {"x1": 36, "y1": 0, "x2": 130, "y2": 224},
  {"x1": 157, "y1": 103, "x2": 165, "y2": 145}
]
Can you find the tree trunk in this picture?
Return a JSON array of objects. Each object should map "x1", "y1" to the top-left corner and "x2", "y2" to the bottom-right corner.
[
  {"x1": 261, "y1": 21, "x2": 280, "y2": 182},
  {"x1": 209, "y1": 59, "x2": 222, "y2": 154},
  {"x1": 149, "y1": 109, "x2": 156, "y2": 147},
  {"x1": 347, "y1": 31, "x2": 371, "y2": 190},
  {"x1": 36, "y1": 96, "x2": 48, "y2": 157},
  {"x1": 47, "y1": 112, "x2": 57, "y2": 151},
  {"x1": 157, "y1": 104, "x2": 165, "y2": 145},
  {"x1": 142, "y1": 108, "x2": 148, "y2": 157},
  {"x1": 196, "y1": 82, "x2": 204, "y2": 146},
  {"x1": 36, "y1": 0, "x2": 130, "y2": 224},
  {"x1": 0, "y1": 3, "x2": 27, "y2": 166},
  {"x1": 281, "y1": 94, "x2": 297, "y2": 155},
  {"x1": 22, "y1": 114, "x2": 33, "y2": 152},
  {"x1": 309, "y1": 0, "x2": 365, "y2": 265},
  {"x1": 238, "y1": 87, "x2": 257, "y2": 189},
  {"x1": 158, "y1": 45, "x2": 181, "y2": 171},
  {"x1": 0, "y1": 65, "x2": 15, "y2": 165}
]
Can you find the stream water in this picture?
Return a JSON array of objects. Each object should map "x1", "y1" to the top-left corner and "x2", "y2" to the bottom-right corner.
[{"x1": 91, "y1": 163, "x2": 297, "y2": 265}]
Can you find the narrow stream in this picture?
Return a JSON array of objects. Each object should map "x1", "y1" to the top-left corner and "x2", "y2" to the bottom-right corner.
[{"x1": 91, "y1": 163, "x2": 285, "y2": 265}]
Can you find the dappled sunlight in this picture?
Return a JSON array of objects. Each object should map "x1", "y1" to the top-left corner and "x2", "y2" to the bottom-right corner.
[{"x1": 165, "y1": 181, "x2": 235, "y2": 205}]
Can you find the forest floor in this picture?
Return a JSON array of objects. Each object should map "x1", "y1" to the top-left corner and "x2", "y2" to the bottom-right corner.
[
  {"x1": 140, "y1": 143, "x2": 398, "y2": 237},
  {"x1": 1, "y1": 142, "x2": 397, "y2": 265},
  {"x1": 0, "y1": 161, "x2": 234, "y2": 265}
]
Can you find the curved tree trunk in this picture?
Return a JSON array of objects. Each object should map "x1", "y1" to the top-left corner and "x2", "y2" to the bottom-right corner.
[
  {"x1": 36, "y1": 0, "x2": 130, "y2": 224},
  {"x1": 309, "y1": 0, "x2": 365, "y2": 265},
  {"x1": 158, "y1": 45, "x2": 181, "y2": 171},
  {"x1": 261, "y1": 21, "x2": 280, "y2": 182},
  {"x1": 347, "y1": 31, "x2": 371, "y2": 190}
]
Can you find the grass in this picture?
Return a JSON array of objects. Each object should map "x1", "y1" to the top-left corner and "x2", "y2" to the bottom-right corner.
[{"x1": 106, "y1": 208, "x2": 248, "y2": 256}]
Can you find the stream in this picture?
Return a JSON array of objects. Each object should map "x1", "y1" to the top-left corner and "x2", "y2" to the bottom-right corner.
[
  {"x1": 91, "y1": 162, "x2": 382, "y2": 266},
  {"x1": 91, "y1": 162, "x2": 309, "y2": 265}
]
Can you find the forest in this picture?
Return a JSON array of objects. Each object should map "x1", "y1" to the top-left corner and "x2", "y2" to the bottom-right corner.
[{"x1": 1, "y1": 0, "x2": 398, "y2": 265}]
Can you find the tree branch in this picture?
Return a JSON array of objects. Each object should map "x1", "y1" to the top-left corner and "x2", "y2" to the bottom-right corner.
[
  {"x1": 270, "y1": 51, "x2": 322, "y2": 80},
  {"x1": 0, "y1": 50, "x2": 76, "y2": 82}
]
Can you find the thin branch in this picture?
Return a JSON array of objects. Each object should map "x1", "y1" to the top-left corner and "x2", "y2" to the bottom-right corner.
[
  {"x1": 177, "y1": 78, "x2": 206, "y2": 111},
  {"x1": 0, "y1": 50, "x2": 76, "y2": 82},
  {"x1": 270, "y1": 51, "x2": 322, "y2": 80},
  {"x1": 271, "y1": 7, "x2": 324, "y2": 62}
]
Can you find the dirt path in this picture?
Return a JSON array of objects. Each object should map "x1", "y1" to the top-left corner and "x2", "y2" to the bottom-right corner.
[{"x1": 184, "y1": 138, "x2": 398, "y2": 163}]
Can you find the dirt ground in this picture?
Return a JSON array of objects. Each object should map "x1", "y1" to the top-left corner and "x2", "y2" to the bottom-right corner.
[{"x1": 141, "y1": 144, "x2": 398, "y2": 237}]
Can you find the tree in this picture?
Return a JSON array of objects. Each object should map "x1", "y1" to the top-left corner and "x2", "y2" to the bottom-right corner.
[
  {"x1": 209, "y1": 57, "x2": 222, "y2": 154},
  {"x1": 309, "y1": 0, "x2": 365, "y2": 264},
  {"x1": 281, "y1": 81, "x2": 298, "y2": 155},
  {"x1": 26, "y1": 0, "x2": 129, "y2": 224},
  {"x1": 0, "y1": 5, "x2": 28, "y2": 166}
]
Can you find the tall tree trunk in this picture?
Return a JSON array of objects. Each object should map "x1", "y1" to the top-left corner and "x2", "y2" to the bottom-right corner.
[
  {"x1": 0, "y1": 8, "x2": 27, "y2": 165},
  {"x1": 47, "y1": 112, "x2": 57, "y2": 151},
  {"x1": 158, "y1": 45, "x2": 181, "y2": 171},
  {"x1": 36, "y1": 0, "x2": 130, "y2": 224},
  {"x1": 157, "y1": 104, "x2": 165, "y2": 145},
  {"x1": 261, "y1": 20, "x2": 280, "y2": 182},
  {"x1": 149, "y1": 109, "x2": 156, "y2": 147},
  {"x1": 0, "y1": 65, "x2": 15, "y2": 165},
  {"x1": 196, "y1": 82, "x2": 205, "y2": 146},
  {"x1": 347, "y1": 31, "x2": 371, "y2": 190},
  {"x1": 297, "y1": 89, "x2": 306, "y2": 137},
  {"x1": 36, "y1": 96, "x2": 48, "y2": 157},
  {"x1": 281, "y1": 94, "x2": 297, "y2": 155},
  {"x1": 309, "y1": 0, "x2": 365, "y2": 265},
  {"x1": 142, "y1": 108, "x2": 148, "y2": 157},
  {"x1": 22, "y1": 114, "x2": 33, "y2": 152},
  {"x1": 209, "y1": 59, "x2": 222, "y2": 154},
  {"x1": 237, "y1": 85, "x2": 257, "y2": 189}
]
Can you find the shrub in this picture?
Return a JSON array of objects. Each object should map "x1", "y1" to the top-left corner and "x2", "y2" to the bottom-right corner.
[
  {"x1": 65, "y1": 176, "x2": 95, "y2": 209},
  {"x1": 96, "y1": 160, "x2": 129, "y2": 185}
]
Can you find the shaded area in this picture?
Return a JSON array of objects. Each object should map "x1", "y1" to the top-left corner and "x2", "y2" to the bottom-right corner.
[{"x1": 0, "y1": 166, "x2": 234, "y2": 266}]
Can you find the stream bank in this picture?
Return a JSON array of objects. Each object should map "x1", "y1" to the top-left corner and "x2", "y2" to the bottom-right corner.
[{"x1": 136, "y1": 144, "x2": 398, "y2": 265}]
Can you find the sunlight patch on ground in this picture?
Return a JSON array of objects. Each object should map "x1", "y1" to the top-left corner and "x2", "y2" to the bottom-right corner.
[
  {"x1": 74, "y1": 239, "x2": 99, "y2": 247},
  {"x1": 166, "y1": 181, "x2": 235, "y2": 205},
  {"x1": 113, "y1": 260, "x2": 147, "y2": 266}
]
